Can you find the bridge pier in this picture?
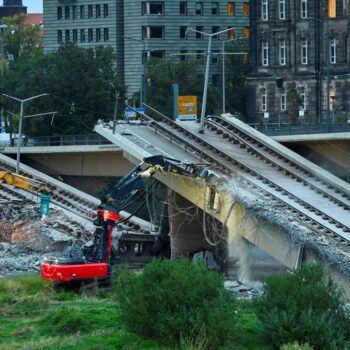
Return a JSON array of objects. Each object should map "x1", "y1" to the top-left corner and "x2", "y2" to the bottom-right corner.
[{"x1": 168, "y1": 190, "x2": 211, "y2": 259}]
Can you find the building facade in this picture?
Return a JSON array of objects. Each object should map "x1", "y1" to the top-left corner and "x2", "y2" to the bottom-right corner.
[
  {"x1": 248, "y1": 0, "x2": 350, "y2": 125},
  {"x1": 43, "y1": 0, "x2": 249, "y2": 97},
  {"x1": 0, "y1": 0, "x2": 27, "y2": 20}
]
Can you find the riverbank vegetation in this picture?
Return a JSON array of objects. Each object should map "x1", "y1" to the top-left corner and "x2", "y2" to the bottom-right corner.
[{"x1": 0, "y1": 262, "x2": 349, "y2": 350}]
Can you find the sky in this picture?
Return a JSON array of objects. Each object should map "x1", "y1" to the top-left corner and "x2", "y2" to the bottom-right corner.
[{"x1": 23, "y1": 0, "x2": 43, "y2": 13}]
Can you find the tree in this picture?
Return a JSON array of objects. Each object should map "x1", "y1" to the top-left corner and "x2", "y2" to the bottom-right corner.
[
  {"x1": 287, "y1": 83, "x2": 302, "y2": 124},
  {"x1": 145, "y1": 58, "x2": 221, "y2": 118},
  {"x1": 2, "y1": 14, "x2": 42, "y2": 59},
  {"x1": 0, "y1": 44, "x2": 123, "y2": 136}
]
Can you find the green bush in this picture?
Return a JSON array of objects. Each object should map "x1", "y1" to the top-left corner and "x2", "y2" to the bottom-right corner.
[
  {"x1": 115, "y1": 259, "x2": 236, "y2": 349},
  {"x1": 281, "y1": 342, "x2": 313, "y2": 350},
  {"x1": 255, "y1": 264, "x2": 350, "y2": 350}
]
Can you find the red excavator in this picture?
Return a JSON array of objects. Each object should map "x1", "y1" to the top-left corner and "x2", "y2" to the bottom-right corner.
[{"x1": 41, "y1": 155, "x2": 202, "y2": 284}]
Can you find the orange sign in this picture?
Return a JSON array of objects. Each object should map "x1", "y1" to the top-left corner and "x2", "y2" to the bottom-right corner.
[{"x1": 177, "y1": 96, "x2": 197, "y2": 120}]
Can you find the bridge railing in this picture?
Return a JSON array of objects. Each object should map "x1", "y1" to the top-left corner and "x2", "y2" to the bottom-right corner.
[
  {"x1": 11, "y1": 134, "x2": 112, "y2": 147},
  {"x1": 248, "y1": 123, "x2": 350, "y2": 136}
]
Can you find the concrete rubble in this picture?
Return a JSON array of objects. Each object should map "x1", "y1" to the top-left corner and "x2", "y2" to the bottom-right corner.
[{"x1": 0, "y1": 200, "x2": 94, "y2": 276}]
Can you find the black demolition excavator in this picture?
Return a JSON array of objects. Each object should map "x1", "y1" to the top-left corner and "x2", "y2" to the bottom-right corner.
[{"x1": 41, "y1": 155, "x2": 204, "y2": 283}]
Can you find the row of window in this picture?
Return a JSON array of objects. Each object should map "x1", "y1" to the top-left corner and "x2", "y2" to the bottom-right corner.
[
  {"x1": 261, "y1": 38, "x2": 338, "y2": 66},
  {"x1": 57, "y1": 28, "x2": 109, "y2": 44},
  {"x1": 260, "y1": 87, "x2": 307, "y2": 112},
  {"x1": 261, "y1": 0, "x2": 347, "y2": 21},
  {"x1": 142, "y1": 1, "x2": 249, "y2": 16},
  {"x1": 57, "y1": 4, "x2": 109, "y2": 20},
  {"x1": 141, "y1": 25, "x2": 249, "y2": 39}
]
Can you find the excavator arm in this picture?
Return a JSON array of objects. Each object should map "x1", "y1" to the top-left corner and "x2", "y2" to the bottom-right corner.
[
  {"x1": 0, "y1": 171, "x2": 48, "y2": 193},
  {"x1": 41, "y1": 155, "x2": 204, "y2": 284}
]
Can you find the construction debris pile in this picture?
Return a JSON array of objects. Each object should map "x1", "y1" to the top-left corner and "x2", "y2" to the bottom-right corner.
[{"x1": 0, "y1": 200, "x2": 93, "y2": 276}]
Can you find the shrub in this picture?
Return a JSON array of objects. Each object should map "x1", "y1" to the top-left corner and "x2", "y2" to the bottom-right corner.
[
  {"x1": 115, "y1": 259, "x2": 236, "y2": 349},
  {"x1": 281, "y1": 342, "x2": 313, "y2": 350},
  {"x1": 255, "y1": 264, "x2": 350, "y2": 349}
]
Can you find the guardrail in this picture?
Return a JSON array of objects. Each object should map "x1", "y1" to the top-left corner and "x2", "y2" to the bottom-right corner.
[
  {"x1": 249, "y1": 123, "x2": 350, "y2": 136},
  {"x1": 9, "y1": 134, "x2": 112, "y2": 147}
]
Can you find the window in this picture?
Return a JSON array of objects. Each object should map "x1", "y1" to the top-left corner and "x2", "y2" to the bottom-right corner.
[
  {"x1": 96, "y1": 4, "x2": 101, "y2": 17},
  {"x1": 180, "y1": 26, "x2": 187, "y2": 39},
  {"x1": 212, "y1": 26, "x2": 220, "y2": 38},
  {"x1": 57, "y1": 30, "x2": 62, "y2": 43},
  {"x1": 196, "y1": 26, "x2": 203, "y2": 39},
  {"x1": 80, "y1": 5, "x2": 85, "y2": 19},
  {"x1": 144, "y1": 50, "x2": 165, "y2": 60},
  {"x1": 65, "y1": 30, "x2": 70, "y2": 42},
  {"x1": 243, "y1": 3, "x2": 249, "y2": 16},
  {"x1": 301, "y1": 0, "x2": 308, "y2": 18},
  {"x1": 80, "y1": 29, "x2": 86, "y2": 42},
  {"x1": 180, "y1": 50, "x2": 187, "y2": 61},
  {"x1": 142, "y1": 26, "x2": 164, "y2": 39},
  {"x1": 57, "y1": 7, "x2": 62, "y2": 20},
  {"x1": 142, "y1": 2, "x2": 164, "y2": 15},
  {"x1": 88, "y1": 28, "x2": 93, "y2": 42},
  {"x1": 212, "y1": 74, "x2": 219, "y2": 86},
  {"x1": 104, "y1": 28, "x2": 109, "y2": 41},
  {"x1": 301, "y1": 40, "x2": 308, "y2": 64},
  {"x1": 279, "y1": 0, "x2": 286, "y2": 19},
  {"x1": 328, "y1": 0, "x2": 336, "y2": 17},
  {"x1": 300, "y1": 87, "x2": 306, "y2": 110},
  {"x1": 212, "y1": 2, "x2": 219, "y2": 15},
  {"x1": 280, "y1": 89, "x2": 286, "y2": 111},
  {"x1": 243, "y1": 27, "x2": 250, "y2": 38},
  {"x1": 65, "y1": 6, "x2": 70, "y2": 19},
  {"x1": 279, "y1": 40, "x2": 286, "y2": 65},
  {"x1": 262, "y1": 40, "x2": 269, "y2": 66},
  {"x1": 180, "y1": 1, "x2": 187, "y2": 14},
  {"x1": 72, "y1": 6, "x2": 77, "y2": 19},
  {"x1": 261, "y1": 88, "x2": 267, "y2": 111},
  {"x1": 88, "y1": 5, "x2": 93, "y2": 18},
  {"x1": 196, "y1": 2, "x2": 203, "y2": 15},
  {"x1": 330, "y1": 37, "x2": 337, "y2": 63},
  {"x1": 196, "y1": 50, "x2": 204, "y2": 59},
  {"x1": 262, "y1": 0, "x2": 268, "y2": 21},
  {"x1": 212, "y1": 50, "x2": 220, "y2": 64},
  {"x1": 103, "y1": 4, "x2": 109, "y2": 17},
  {"x1": 227, "y1": 2, "x2": 234, "y2": 16},
  {"x1": 73, "y1": 29, "x2": 78, "y2": 42},
  {"x1": 96, "y1": 28, "x2": 101, "y2": 42},
  {"x1": 228, "y1": 27, "x2": 235, "y2": 39}
]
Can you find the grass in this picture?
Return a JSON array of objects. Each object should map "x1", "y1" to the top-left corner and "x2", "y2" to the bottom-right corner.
[{"x1": 0, "y1": 273, "x2": 269, "y2": 350}]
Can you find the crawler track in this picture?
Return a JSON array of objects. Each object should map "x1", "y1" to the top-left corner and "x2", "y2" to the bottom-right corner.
[{"x1": 123, "y1": 108, "x2": 350, "y2": 244}]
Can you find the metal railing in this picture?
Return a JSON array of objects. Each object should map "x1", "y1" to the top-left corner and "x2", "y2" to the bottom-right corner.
[
  {"x1": 8, "y1": 134, "x2": 112, "y2": 147},
  {"x1": 249, "y1": 122, "x2": 350, "y2": 136}
]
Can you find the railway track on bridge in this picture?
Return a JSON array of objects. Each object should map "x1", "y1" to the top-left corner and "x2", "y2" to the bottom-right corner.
[{"x1": 130, "y1": 108, "x2": 350, "y2": 244}]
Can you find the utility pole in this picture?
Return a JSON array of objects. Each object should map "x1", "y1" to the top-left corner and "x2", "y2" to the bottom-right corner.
[
  {"x1": 113, "y1": 92, "x2": 119, "y2": 133},
  {"x1": 187, "y1": 27, "x2": 235, "y2": 133}
]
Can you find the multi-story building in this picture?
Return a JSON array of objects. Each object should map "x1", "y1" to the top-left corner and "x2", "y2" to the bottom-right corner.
[
  {"x1": 0, "y1": 0, "x2": 27, "y2": 21},
  {"x1": 43, "y1": 0, "x2": 249, "y2": 97},
  {"x1": 248, "y1": 0, "x2": 350, "y2": 124}
]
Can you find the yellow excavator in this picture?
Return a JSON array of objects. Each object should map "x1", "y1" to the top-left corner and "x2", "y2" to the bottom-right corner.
[{"x1": 0, "y1": 171, "x2": 48, "y2": 193}]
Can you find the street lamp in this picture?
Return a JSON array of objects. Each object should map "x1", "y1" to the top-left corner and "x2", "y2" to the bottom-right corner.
[
  {"x1": 187, "y1": 27, "x2": 235, "y2": 133},
  {"x1": 2, "y1": 93, "x2": 49, "y2": 173},
  {"x1": 123, "y1": 36, "x2": 146, "y2": 106}
]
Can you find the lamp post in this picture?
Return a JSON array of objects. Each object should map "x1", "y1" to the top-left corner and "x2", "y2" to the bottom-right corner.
[
  {"x1": 187, "y1": 27, "x2": 235, "y2": 133},
  {"x1": 222, "y1": 39, "x2": 234, "y2": 115},
  {"x1": 123, "y1": 36, "x2": 146, "y2": 106},
  {"x1": 2, "y1": 93, "x2": 49, "y2": 173}
]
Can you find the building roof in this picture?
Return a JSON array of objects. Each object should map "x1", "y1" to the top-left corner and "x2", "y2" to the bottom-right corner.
[{"x1": 23, "y1": 13, "x2": 42, "y2": 26}]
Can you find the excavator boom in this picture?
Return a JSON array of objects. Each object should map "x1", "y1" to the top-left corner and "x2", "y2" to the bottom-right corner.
[{"x1": 0, "y1": 171, "x2": 48, "y2": 193}]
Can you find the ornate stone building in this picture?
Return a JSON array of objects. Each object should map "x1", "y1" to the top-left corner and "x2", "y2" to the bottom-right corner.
[{"x1": 248, "y1": 0, "x2": 350, "y2": 125}]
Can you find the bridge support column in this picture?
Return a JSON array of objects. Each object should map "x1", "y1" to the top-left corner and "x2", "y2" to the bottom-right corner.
[{"x1": 168, "y1": 190, "x2": 211, "y2": 259}]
